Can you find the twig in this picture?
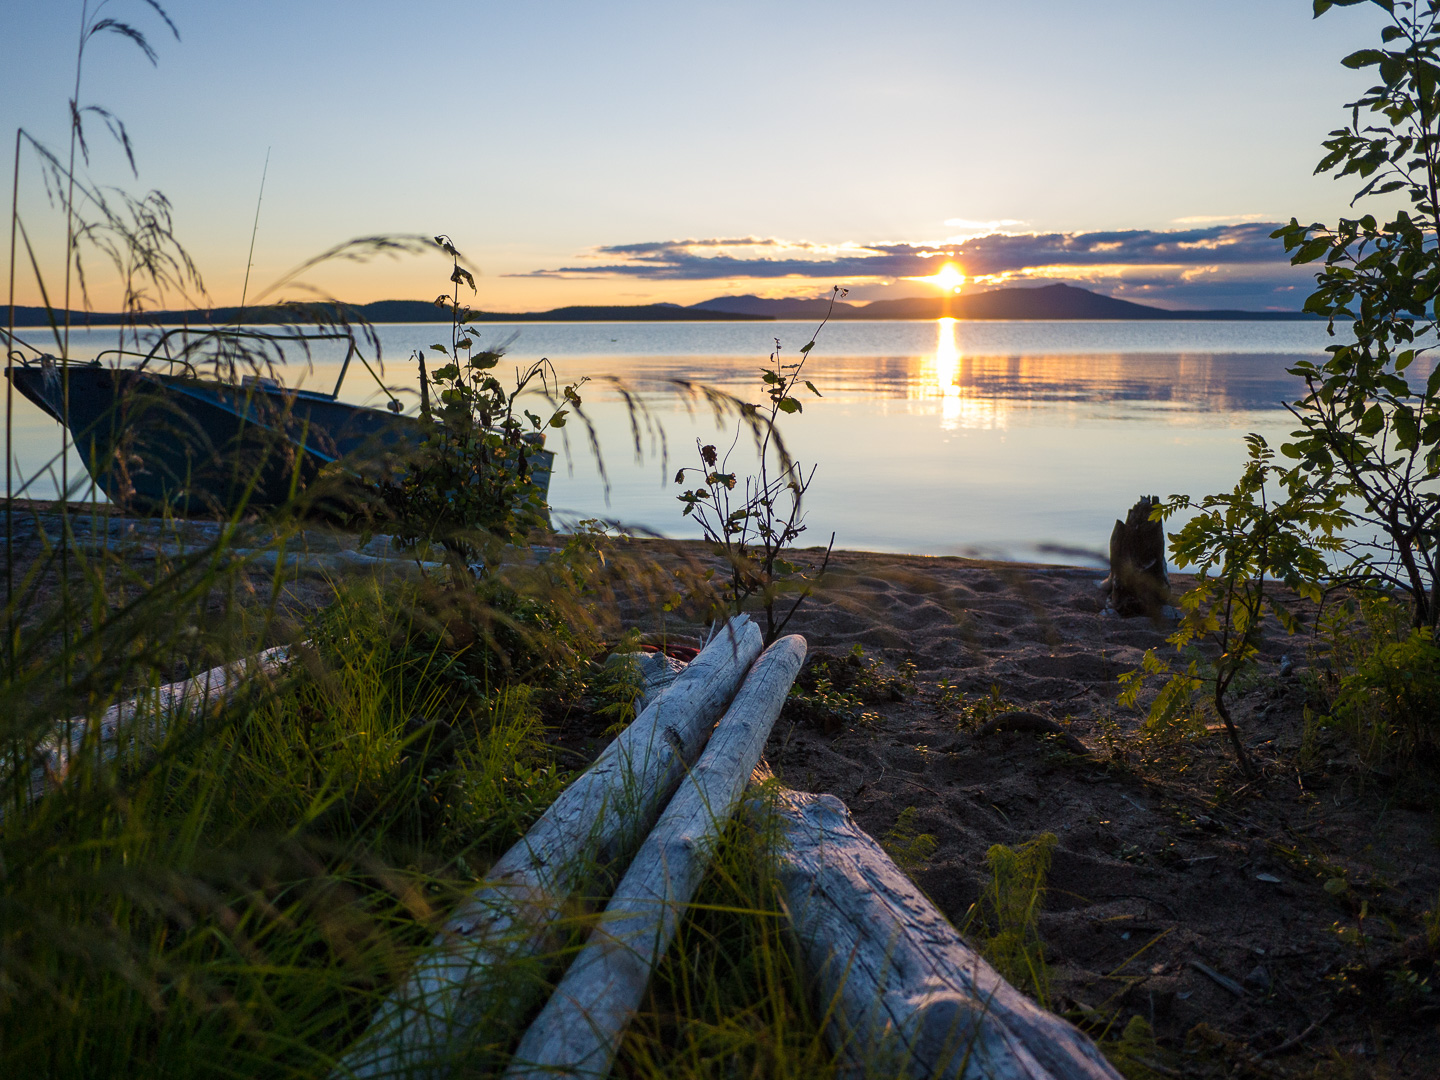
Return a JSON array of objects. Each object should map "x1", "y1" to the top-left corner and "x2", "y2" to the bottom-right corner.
[{"x1": 1257, "y1": 1010, "x2": 1334, "y2": 1059}]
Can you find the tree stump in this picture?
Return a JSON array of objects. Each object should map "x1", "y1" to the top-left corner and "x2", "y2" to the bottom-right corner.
[{"x1": 1106, "y1": 495, "x2": 1169, "y2": 617}]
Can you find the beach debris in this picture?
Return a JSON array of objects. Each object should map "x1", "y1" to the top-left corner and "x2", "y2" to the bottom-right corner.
[
  {"x1": 977, "y1": 710, "x2": 1090, "y2": 755},
  {"x1": 1104, "y1": 495, "x2": 1170, "y2": 617},
  {"x1": 22, "y1": 645, "x2": 292, "y2": 808},
  {"x1": 506, "y1": 636, "x2": 807, "y2": 1080},
  {"x1": 1188, "y1": 959, "x2": 1246, "y2": 998},
  {"x1": 337, "y1": 615, "x2": 764, "y2": 1079},
  {"x1": 759, "y1": 782, "x2": 1124, "y2": 1079}
]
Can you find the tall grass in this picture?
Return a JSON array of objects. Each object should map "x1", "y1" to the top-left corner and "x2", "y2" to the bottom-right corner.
[{"x1": 0, "y1": 559, "x2": 577, "y2": 1076}]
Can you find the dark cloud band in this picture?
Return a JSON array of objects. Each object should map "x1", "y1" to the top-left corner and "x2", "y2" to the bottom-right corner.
[{"x1": 524, "y1": 224, "x2": 1293, "y2": 281}]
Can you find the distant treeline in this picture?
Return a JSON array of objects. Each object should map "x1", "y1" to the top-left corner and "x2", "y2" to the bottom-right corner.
[
  {"x1": 6, "y1": 282, "x2": 1326, "y2": 327},
  {"x1": 5, "y1": 300, "x2": 768, "y2": 328}
]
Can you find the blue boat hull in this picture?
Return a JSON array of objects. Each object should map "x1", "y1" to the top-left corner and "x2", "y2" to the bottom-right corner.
[{"x1": 7, "y1": 363, "x2": 553, "y2": 518}]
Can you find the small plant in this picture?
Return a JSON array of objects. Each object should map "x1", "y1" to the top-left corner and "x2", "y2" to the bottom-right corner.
[
  {"x1": 951, "y1": 684, "x2": 1015, "y2": 729},
  {"x1": 964, "y1": 832, "x2": 1058, "y2": 1006},
  {"x1": 784, "y1": 645, "x2": 913, "y2": 731},
  {"x1": 595, "y1": 629, "x2": 648, "y2": 735},
  {"x1": 1098, "y1": 1015, "x2": 1174, "y2": 1080},
  {"x1": 383, "y1": 236, "x2": 584, "y2": 573},
  {"x1": 935, "y1": 676, "x2": 965, "y2": 709},
  {"x1": 1118, "y1": 435, "x2": 1344, "y2": 777},
  {"x1": 674, "y1": 289, "x2": 844, "y2": 643},
  {"x1": 881, "y1": 806, "x2": 939, "y2": 874}
]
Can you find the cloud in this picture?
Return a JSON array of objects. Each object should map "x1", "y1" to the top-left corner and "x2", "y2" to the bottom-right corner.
[
  {"x1": 525, "y1": 224, "x2": 1292, "y2": 282},
  {"x1": 517, "y1": 223, "x2": 1321, "y2": 308}
]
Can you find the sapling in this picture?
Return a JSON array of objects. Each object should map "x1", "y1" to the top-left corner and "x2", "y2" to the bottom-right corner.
[
  {"x1": 1119, "y1": 435, "x2": 1347, "y2": 777},
  {"x1": 674, "y1": 287, "x2": 844, "y2": 643}
]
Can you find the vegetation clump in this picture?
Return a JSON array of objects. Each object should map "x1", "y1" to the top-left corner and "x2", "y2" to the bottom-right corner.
[
  {"x1": 964, "y1": 832, "x2": 1058, "y2": 1006},
  {"x1": 380, "y1": 236, "x2": 584, "y2": 574},
  {"x1": 783, "y1": 643, "x2": 916, "y2": 731}
]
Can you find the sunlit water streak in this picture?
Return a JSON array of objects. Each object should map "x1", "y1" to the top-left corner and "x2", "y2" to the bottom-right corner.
[{"x1": 8, "y1": 318, "x2": 1417, "y2": 562}]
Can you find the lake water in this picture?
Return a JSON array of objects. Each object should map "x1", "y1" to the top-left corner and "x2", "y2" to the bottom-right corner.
[{"x1": 5, "y1": 319, "x2": 1354, "y2": 562}]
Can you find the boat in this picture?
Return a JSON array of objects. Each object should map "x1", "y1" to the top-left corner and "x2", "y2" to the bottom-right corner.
[{"x1": 4, "y1": 327, "x2": 553, "y2": 518}]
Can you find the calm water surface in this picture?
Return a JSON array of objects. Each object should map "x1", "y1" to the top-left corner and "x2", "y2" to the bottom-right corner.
[{"x1": 7, "y1": 319, "x2": 1365, "y2": 561}]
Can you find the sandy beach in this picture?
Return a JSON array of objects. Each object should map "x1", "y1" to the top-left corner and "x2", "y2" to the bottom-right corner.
[{"x1": 730, "y1": 545, "x2": 1440, "y2": 1071}]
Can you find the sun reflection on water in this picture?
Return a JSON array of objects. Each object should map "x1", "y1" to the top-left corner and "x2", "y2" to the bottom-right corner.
[{"x1": 924, "y1": 317, "x2": 1010, "y2": 431}]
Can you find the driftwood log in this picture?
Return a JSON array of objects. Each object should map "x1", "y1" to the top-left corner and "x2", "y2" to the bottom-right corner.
[
  {"x1": 505, "y1": 635, "x2": 807, "y2": 1080},
  {"x1": 764, "y1": 782, "x2": 1123, "y2": 1080},
  {"x1": 1105, "y1": 495, "x2": 1169, "y2": 617},
  {"x1": 337, "y1": 616, "x2": 764, "y2": 1079},
  {"x1": 23, "y1": 645, "x2": 292, "y2": 807}
]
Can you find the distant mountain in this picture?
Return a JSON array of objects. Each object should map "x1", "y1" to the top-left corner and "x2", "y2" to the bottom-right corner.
[
  {"x1": 688, "y1": 294, "x2": 864, "y2": 318},
  {"x1": 693, "y1": 283, "x2": 1322, "y2": 321}
]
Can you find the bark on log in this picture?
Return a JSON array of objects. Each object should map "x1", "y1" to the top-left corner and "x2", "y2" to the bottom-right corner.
[
  {"x1": 22, "y1": 646, "x2": 292, "y2": 807},
  {"x1": 505, "y1": 635, "x2": 807, "y2": 1080},
  {"x1": 764, "y1": 786, "x2": 1122, "y2": 1080},
  {"x1": 337, "y1": 615, "x2": 764, "y2": 1080}
]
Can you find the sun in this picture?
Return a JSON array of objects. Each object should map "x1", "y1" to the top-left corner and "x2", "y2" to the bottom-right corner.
[{"x1": 913, "y1": 262, "x2": 966, "y2": 293}]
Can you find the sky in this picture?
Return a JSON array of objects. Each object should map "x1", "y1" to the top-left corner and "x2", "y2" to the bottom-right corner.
[{"x1": 2, "y1": 0, "x2": 1399, "y2": 313}]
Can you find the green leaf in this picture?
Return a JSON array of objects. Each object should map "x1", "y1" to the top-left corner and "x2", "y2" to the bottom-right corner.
[
  {"x1": 1359, "y1": 403, "x2": 1385, "y2": 436},
  {"x1": 805, "y1": 380, "x2": 822, "y2": 396},
  {"x1": 430, "y1": 344, "x2": 448, "y2": 354},
  {"x1": 1340, "y1": 48, "x2": 1385, "y2": 69},
  {"x1": 777, "y1": 397, "x2": 801, "y2": 414}
]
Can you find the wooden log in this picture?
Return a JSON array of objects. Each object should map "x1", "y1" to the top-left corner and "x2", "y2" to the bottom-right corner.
[
  {"x1": 337, "y1": 615, "x2": 764, "y2": 1079},
  {"x1": 505, "y1": 635, "x2": 807, "y2": 1080},
  {"x1": 23, "y1": 645, "x2": 292, "y2": 806},
  {"x1": 764, "y1": 785, "x2": 1122, "y2": 1080}
]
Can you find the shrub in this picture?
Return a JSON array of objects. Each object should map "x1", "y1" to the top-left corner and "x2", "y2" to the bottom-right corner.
[
  {"x1": 1330, "y1": 623, "x2": 1440, "y2": 765},
  {"x1": 381, "y1": 236, "x2": 584, "y2": 573}
]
